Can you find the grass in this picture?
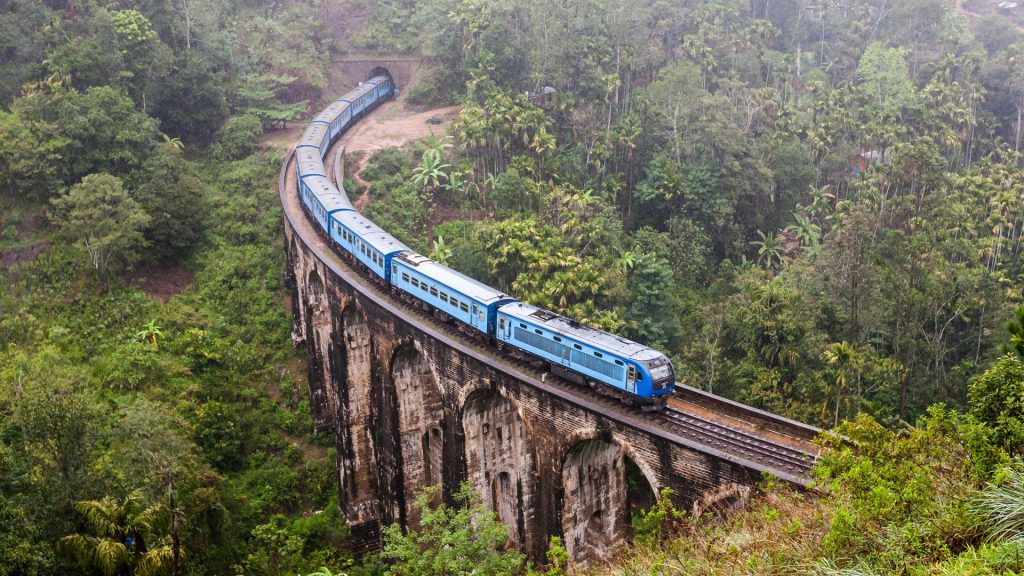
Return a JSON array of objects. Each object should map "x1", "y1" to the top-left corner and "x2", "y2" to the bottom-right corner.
[{"x1": 591, "y1": 483, "x2": 832, "y2": 576}]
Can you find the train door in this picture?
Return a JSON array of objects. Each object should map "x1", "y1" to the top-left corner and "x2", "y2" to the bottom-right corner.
[
  {"x1": 471, "y1": 304, "x2": 480, "y2": 330},
  {"x1": 499, "y1": 316, "x2": 511, "y2": 339},
  {"x1": 626, "y1": 365, "x2": 638, "y2": 394}
]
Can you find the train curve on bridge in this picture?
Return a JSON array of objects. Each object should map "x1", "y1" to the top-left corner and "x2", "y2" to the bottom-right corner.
[{"x1": 279, "y1": 67, "x2": 824, "y2": 559}]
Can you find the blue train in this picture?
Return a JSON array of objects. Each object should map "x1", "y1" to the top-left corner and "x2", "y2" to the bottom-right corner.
[{"x1": 295, "y1": 72, "x2": 675, "y2": 409}]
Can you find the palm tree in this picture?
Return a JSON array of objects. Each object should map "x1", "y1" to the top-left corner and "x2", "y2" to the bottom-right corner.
[
  {"x1": 431, "y1": 235, "x2": 452, "y2": 266},
  {"x1": 160, "y1": 134, "x2": 183, "y2": 152},
  {"x1": 823, "y1": 342, "x2": 861, "y2": 427},
  {"x1": 136, "y1": 320, "x2": 162, "y2": 346},
  {"x1": 58, "y1": 490, "x2": 172, "y2": 576},
  {"x1": 412, "y1": 149, "x2": 451, "y2": 191},
  {"x1": 751, "y1": 230, "x2": 785, "y2": 269},
  {"x1": 785, "y1": 213, "x2": 822, "y2": 253}
]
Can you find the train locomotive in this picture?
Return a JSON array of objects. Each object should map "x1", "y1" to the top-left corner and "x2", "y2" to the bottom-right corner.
[{"x1": 295, "y1": 72, "x2": 676, "y2": 410}]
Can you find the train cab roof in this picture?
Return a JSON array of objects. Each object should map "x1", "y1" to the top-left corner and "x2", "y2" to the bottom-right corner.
[
  {"x1": 334, "y1": 212, "x2": 409, "y2": 255},
  {"x1": 499, "y1": 302, "x2": 662, "y2": 361},
  {"x1": 303, "y1": 176, "x2": 352, "y2": 213},
  {"x1": 395, "y1": 252, "x2": 513, "y2": 305},
  {"x1": 298, "y1": 124, "x2": 328, "y2": 151}
]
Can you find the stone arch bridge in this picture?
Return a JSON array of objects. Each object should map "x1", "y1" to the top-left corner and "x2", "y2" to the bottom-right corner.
[{"x1": 280, "y1": 68, "x2": 821, "y2": 563}]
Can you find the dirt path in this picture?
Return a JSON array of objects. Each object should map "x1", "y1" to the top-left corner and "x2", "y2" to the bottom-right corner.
[
  {"x1": 336, "y1": 100, "x2": 461, "y2": 153},
  {"x1": 351, "y1": 153, "x2": 373, "y2": 211},
  {"x1": 332, "y1": 97, "x2": 462, "y2": 211}
]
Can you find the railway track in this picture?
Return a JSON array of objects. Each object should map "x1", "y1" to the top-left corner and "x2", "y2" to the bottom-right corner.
[
  {"x1": 286, "y1": 109, "x2": 823, "y2": 485},
  {"x1": 654, "y1": 408, "x2": 816, "y2": 476}
]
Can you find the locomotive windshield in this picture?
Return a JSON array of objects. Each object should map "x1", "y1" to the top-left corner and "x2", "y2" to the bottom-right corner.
[{"x1": 650, "y1": 363, "x2": 673, "y2": 381}]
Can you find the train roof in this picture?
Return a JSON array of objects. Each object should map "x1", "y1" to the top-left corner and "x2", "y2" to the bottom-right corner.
[
  {"x1": 313, "y1": 99, "x2": 350, "y2": 125},
  {"x1": 296, "y1": 147, "x2": 323, "y2": 167},
  {"x1": 303, "y1": 176, "x2": 353, "y2": 213},
  {"x1": 498, "y1": 301, "x2": 662, "y2": 361},
  {"x1": 334, "y1": 212, "x2": 409, "y2": 255},
  {"x1": 395, "y1": 252, "x2": 513, "y2": 305},
  {"x1": 296, "y1": 148, "x2": 325, "y2": 177},
  {"x1": 343, "y1": 81, "x2": 378, "y2": 102},
  {"x1": 298, "y1": 124, "x2": 328, "y2": 150}
]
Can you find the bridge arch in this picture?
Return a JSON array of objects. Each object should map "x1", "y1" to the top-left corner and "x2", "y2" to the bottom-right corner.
[
  {"x1": 388, "y1": 340, "x2": 447, "y2": 528},
  {"x1": 461, "y1": 385, "x2": 537, "y2": 552},
  {"x1": 559, "y1": 430, "x2": 658, "y2": 564}
]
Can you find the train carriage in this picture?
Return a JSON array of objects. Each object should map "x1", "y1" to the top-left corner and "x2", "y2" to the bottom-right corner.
[
  {"x1": 330, "y1": 212, "x2": 409, "y2": 281},
  {"x1": 496, "y1": 302, "x2": 675, "y2": 405},
  {"x1": 313, "y1": 99, "x2": 353, "y2": 141},
  {"x1": 301, "y1": 175, "x2": 352, "y2": 230},
  {"x1": 298, "y1": 123, "x2": 331, "y2": 158},
  {"x1": 346, "y1": 82, "x2": 379, "y2": 117},
  {"x1": 295, "y1": 147, "x2": 325, "y2": 183},
  {"x1": 367, "y1": 75, "x2": 394, "y2": 100},
  {"x1": 391, "y1": 253, "x2": 516, "y2": 336}
]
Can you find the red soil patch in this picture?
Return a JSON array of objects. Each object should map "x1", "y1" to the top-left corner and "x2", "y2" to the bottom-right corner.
[
  {"x1": 336, "y1": 100, "x2": 461, "y2": 153},
  {"x1": 1, "y1": 241, "x2": 50, "y2": 271},
  {"x1": 129, "y1": 263, "x2": 194, "y2": 302}
]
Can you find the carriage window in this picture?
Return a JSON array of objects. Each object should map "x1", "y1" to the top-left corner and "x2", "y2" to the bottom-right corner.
[
  {"x1": 614, "y1": 359, "x2": 624, "y2": 366},
  {"x1": 519, "y1": 323, "x2": 527, "y2": 329},
  {"x1": 411, "y1": 278, "x2": 419, "y2": 287},
  {"x1": 594, "y1": 352, "x2": 603, "y2": 358},
  {"x1": 450, "y1": 297, "x2": 458, "y2": 308},
  {"x1": 573, "y1": 344, "x2": 582, "y2": 350},
  {"x1": 553, "y1": 336, "x2": 561, "y2": 342},
  {"x1": 534, "y1": 329, "x2": 542, "y2": 335},
  {"x1": 440, "y1": 293, "x2": 449, "y2": 303},
  {"x1": 460, "y1": 303, "x2": 469, "y2": 312},
  {"x1": 420, "y1": 282, "x2": 428, "y2": 293},
  {"x1": 429, "y1": 286, "x2": 438, "y2": 297},
  {"x1": 402, "y1": 273, "x2": 410, "y2": 282}
]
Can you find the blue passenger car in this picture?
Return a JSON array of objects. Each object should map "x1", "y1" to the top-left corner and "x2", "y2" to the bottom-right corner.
[
  {"x1": 301, "y1": 176, "x2": 353, "y2": 230},
  {"x1": 346, "y1": 83, "x2": 376, "y2": 116},
  {"x1": 298, "y1": 123, "x2": 331, "y2": 158},
  {"x1": 296, "y1": 147, "x2": 325, "y2": 183},
  {"x1": 367, "y1": 75, "x2": 394, "y2": 100},
  {"x1": 313, "y1": 100, "x2": 353, "y2": 141},
  {"x1": 392, "y1": 253, "x2": 516, "y2": 336},
  {"x1": 330, "y1": 212, "x2": 409, "y2": 280},
  {"x1": 496, "y1": 302, "x2": 675, "y2": 401}
]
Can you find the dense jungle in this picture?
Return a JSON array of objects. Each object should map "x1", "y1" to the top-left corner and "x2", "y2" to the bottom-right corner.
[{"x1": 4, "y1": 0, "x2": 1024, "y2": 574}]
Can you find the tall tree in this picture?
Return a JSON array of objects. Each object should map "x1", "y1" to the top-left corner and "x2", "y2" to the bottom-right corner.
[{"x1": 50, "y1": 173, "x2": 151, "y2": 285}]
